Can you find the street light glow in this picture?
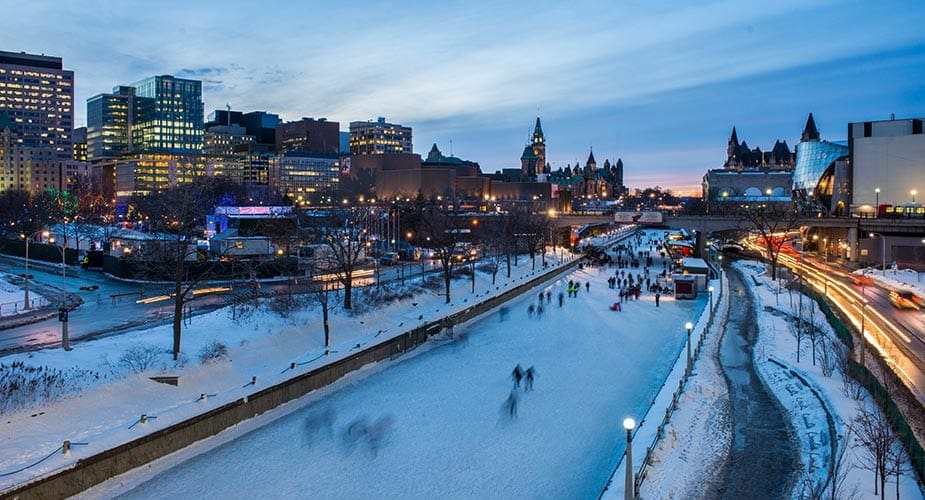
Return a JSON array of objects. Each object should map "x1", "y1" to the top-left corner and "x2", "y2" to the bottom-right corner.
[
  {"x1": 685, "y1": 321, "x2": 693, "y2": 331},
  {"x1": 623, "y1": 417, "x2": 635, "y2": 430}
]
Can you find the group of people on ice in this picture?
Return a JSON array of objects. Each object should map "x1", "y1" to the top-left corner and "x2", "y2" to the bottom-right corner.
[{"x1": 505, "y1": 363, "x2": 537, "y2": 418}]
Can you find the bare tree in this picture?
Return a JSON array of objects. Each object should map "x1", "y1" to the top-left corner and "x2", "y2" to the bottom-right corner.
[
  {"x1": 417, "y1": 200, "x2": 465, "y2": 304},
  {"x1": 129, "y1": 180, "x2": 227, "y2": 360},
  {"x1": 306, "y1": 264, "x2": 336, "y2": 352},
  {"x1": 850, "y1": 403, "x2": 899, "y2": 500},
  {"x1": 309, "y1": 207, "x2": 374, "y2": 310},
  {"x1": 737, "y1": 202, "x2": 799, "y2": 281},
  {"x1": 519, "y1": 207, "x2": 552, "y2": 270},
  {"x1": 789, "y1": 309, "x2": 807, "y2": 364}
]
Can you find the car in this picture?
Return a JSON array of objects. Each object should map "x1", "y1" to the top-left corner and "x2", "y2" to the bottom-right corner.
[
  {"x1": 379, "y1": 252, "x2": 400, "y2": 266},
  {"x1": 889, "y1": 290, "x2": 920, "y2": 310},
  {"x1": 851, "y1": 273, "x2": 875, "y2": 287},
  {"x1": 79, "y1": 284, "x2": 100, "y2": 291}
]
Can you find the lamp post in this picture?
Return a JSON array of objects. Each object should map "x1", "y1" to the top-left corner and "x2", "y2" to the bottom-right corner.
[
  {"x1": 21, "y1": 229, "x2": 49, "y2": 310},
  {"x1": 869, "y1": 232, "x2": 886, "y2": 275},
  {"x1": 913, "y1": 189, "x2": 918, "y2": 204},
  {"x1": 717, "y1": 255, "x2": 723, "y2": 283},
  {"x1": 48, "y1": 237, "x2": 71, "y2": 351},
  {"x1": 856, "y1": 301, "x2": 868, "y2": 366},
  {"x1": 685, "y1": 321, "x2": 693, "y2": 376},
  {"x1": 623, "y1": 417, "x2": 636, "y2": 500},
  {"x1": 822, "y1": 237, "x2": 828, "y2": 262},
  {"x1": 708, "y1": 286, "x2": 714, "y2": 320}
]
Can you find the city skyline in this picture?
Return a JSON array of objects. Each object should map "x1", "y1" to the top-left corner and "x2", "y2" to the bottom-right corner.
[{"x1": 4, "y1": 0, "x2": 925, "y2": 194}]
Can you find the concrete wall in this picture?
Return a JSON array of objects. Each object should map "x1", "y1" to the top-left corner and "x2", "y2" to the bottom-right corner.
[{"x1": 5, "y1": 253, "x2": 586, "y2": 499}]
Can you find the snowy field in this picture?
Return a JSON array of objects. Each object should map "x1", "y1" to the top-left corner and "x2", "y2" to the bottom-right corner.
[
  {"x1": 0, "y1": 276, "x2": 27, "y2": 315},
  {"x1": 68, "y1": 232, "x2": 703, "y2": 499}
]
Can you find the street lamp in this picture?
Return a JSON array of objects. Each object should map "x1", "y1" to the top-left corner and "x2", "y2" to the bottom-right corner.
[
  {"x1": 869, "y1": 232, "x2": 886, "y2": 275},
  {"x1": 822, "y1": 237, "x2": 828, "y2": 262},
  {"x1": 623, "y1": 417, "x2": 636, "y2": 500},
  {"x1": 48, "y1": 237, "x2": 71, "y2": 351},
  {"x1": 855, "y1": 300, "x2": 868, "y2": 366},
  {"x1": 21, "y1": 229, "x2": 49, "y2": 310},
  {"x1": 707, "y1": 286, "x2": 714, "y2": 319},
  {"x1": 912, "y1": 189, "x2": 918, "y2": 204},
  {"x1": 685, "y1": 321, "x2": 694, "y2": 376}
]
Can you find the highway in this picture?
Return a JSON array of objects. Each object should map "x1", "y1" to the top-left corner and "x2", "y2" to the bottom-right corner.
[{"x1": 742, "y1": 239, "x2": 925, "y2": 404}]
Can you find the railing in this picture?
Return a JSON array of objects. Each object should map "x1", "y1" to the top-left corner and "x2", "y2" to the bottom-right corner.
[{"x1": 0, "y1": 297, "x2": 51, "y2": 318}]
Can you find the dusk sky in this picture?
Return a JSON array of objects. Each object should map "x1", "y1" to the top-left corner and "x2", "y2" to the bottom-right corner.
[{"x1": 5, "y1": 0, "x2": 925, "y2": 194}]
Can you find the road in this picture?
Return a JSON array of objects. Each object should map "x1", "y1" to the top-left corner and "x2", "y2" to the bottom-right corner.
[
  {"x1": 742, "y1": 239, "x2": 925, "y2": 404},
  {"x1": 0, "y1": 254, "x2": 528, "y2": 354}
]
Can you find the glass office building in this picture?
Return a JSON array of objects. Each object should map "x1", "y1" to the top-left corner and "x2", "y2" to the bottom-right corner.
[
  {"x1": 87, "y1": 75, "x2": 203, "y2": 159},
  {"x1": 130, "y1": 76, "x2": 203, "y2": 154}
]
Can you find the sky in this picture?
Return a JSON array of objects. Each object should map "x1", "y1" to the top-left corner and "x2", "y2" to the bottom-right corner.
[{"x1": 3, "y1": 0, "x2": 925, "y2": 195}]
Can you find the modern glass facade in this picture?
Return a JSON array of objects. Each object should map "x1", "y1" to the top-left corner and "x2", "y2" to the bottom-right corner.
[
  {"x1": 86, "y1": 91, "x2": 131, "y2": 160},
  {"x1": 269, "y1": 154, "x2": 340, "y2": 195},
  {"x1": 130, "y1": 76, "x2": 203, "y2": 154},
  {"x1": 88, "y1": 75, "x2": 203, "y2": 161},
  {"x1": 792, "y1": 140, "x2": 848, "y2": 192}
]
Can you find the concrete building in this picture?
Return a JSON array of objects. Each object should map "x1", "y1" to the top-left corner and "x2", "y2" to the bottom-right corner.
[
  {"x1": 276, "y1": 117, "x2": 339, "y2": 155},
  {"x1": 849, "y1": 116, "x2": 925, "y2": 216},
  {"x1": 0, "y1": 50, "x2": 74, "y2": 192},
  {"x1": 269, "y1": 153, "x2": 341, "y2": 198},
  {"x1": 349, "y1": 117, "x2": 412, "y2": 155}
]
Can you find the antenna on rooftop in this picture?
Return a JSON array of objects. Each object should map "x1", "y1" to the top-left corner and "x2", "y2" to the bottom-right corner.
[
  {"x1": 450, "y1": 139, "x2": 453, "y2": 157},
  {"x1": 226, "y1": 103, "x2": 231, "y2": 126}
]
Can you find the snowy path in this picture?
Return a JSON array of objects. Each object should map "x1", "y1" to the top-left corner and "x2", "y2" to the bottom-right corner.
[{"x1": 90, "y1": 264, "x2": 705, "y2": 499}]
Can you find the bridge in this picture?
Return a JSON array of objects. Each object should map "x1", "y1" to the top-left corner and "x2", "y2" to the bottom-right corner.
[{"x1": 553, "y1": 213, "x2": 925, "y2": 266}]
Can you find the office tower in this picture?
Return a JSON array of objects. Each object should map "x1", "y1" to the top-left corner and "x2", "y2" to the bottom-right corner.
[
  {"x1": 349, "y1": 117, "x2": 412, "y2": 155},
  {"x1": 0, "y1": 50, "x2": 74, "y2": 192},
  {"x1": 276, "y1": 117, "x2": 340, "y2": 154}
]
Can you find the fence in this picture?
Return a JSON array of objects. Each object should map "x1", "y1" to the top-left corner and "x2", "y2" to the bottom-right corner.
[
  {"x1": 810, "y1": 289, "x2": 925, "y2": 485},
  {"x1": 0, "y1": 297, "x2": 50, "y2": 317},
  {"x1": 597, "y1": 268, "x2": 726, "y2": 499}
]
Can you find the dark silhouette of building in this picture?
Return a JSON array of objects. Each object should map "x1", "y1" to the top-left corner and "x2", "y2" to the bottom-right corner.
[
  {"x1": 520, "y1": 117, "x2": 546, "y2": 180},
  {"x1": 276, "y1": 117, "x2": 340, "y2": 155},
  {"x1": 724, "y1": 126, "x2": 793, "y2": 170}
]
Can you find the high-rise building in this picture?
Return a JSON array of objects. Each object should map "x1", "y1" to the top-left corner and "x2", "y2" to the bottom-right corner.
[
  {"x1": 129, "y1": 75, "x2": 203, "y2": 154},
  {"x1": 276, "y1": 117, "x2": 340, "y2": 155},
  {"x1": 0, "y1": 50, "x2": 74, "y2": 192},
  {"x1": 86, "y1": 88, "x2": 132, "y2": 161},
  {"x1": 72, "y1": 126, "x2": 87, "y2": 162},
  {"x1": 349, "y1": 117, "x2": 412, "y2": 155},
  {"x1": 88, "y1": 76, "x2": 203, "y2": 158}
]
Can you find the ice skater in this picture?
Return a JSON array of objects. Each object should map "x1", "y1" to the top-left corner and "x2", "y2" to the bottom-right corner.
[
  {"x1": 524, "y1": 366, "x2": 535, "y2": 391},
  {"x1": 505, "y1": 389, "x2": 519, "y2": 418},
  {"x1": 512, "y1": 364, "x2": 524, "y2": 388}
]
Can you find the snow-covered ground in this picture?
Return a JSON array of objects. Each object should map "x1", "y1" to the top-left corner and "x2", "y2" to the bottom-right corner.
[
  {"x1": 643, "y1": 258, "x2": 923, "y2": 499},
  {"x1": 0, "y1": 276, "x2": 29, "y2": 316},
  {"x1": 84, "y1": 256, "x2": 702, "y2": 499},
  {"x1": 854, "y1": 266, "x2": 925, "y2": 298},
  {"x1": 4, "y1": 226, "x2": 688, "y2": 495}
]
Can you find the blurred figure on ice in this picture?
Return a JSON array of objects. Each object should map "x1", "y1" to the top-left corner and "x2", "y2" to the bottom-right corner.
[
  {"x1": 512, "y1": 364, "x2": 524, "y2": 388},
  {"x1": 505, "y1": 389, "x2": 519, "y2": 418},
  {"x1": 524, "y1": 366, "x2": 535, "y2": 391}
]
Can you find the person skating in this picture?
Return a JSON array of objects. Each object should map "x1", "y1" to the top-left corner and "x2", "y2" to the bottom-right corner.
[
  {"x1": 512, "y1": 364, "x2": 524, "y2": 388},
  {"x1": 524, "y1": 366, "x2": 535, "y2": 391}
]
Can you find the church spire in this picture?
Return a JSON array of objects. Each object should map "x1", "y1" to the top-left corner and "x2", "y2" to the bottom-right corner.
[
  {"x1": 532, "y1": 116, "x2": 544, "y2": 145},
  {"x1": 801, "y1": 113, "x2": 820, "y2": 142}
]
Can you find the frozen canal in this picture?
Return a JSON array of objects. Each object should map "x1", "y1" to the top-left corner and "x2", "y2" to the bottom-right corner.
[{"x1": 97, "y1": 260, "x2": 704, "y2": 499}]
